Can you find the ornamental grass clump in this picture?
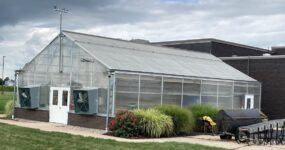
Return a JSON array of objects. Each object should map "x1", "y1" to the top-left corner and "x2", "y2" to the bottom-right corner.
[
  {"x1": 108, "y1": 110, "x2": 140, "y2": 138},
  {"x1": 155, "y1": 105, "x2": 195, "y2": 135},
  {"x1": 188, "y1": 104, "x2": 219, "y2": 131},
  {"x1": 5, "y1": 101, "x2": 13, "y2": 119},
  {"x1": 188, "y1": 104, "x2": 219, "y2": 120},
  {"x1": 133, "y1": 109, "x2": 174, "y2": 138}
]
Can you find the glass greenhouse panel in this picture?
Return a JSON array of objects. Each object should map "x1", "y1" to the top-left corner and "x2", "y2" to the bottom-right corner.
[
  {"x1": 182, "y1": 79, "x2": 201, "y2": 107},
  {"x1": 140, "y1": 93, "x2": 161, "y2": 109},
  {"x1": 201, "y1": 96, "x2": 217, "y2": 106},
  {"x1": 201, "y1": 80, "x2": 218, "y2": 96},
  {"x1": 115, "y1": 74, "x2": 139, "y2": 112},
  {"x1": 234, "y1": 82, "x2": 247, "y2": 94},
  {"x1": 162, "y1": 77, "x2": 182, "y2": 106},
  {"x1": 140, "y1": 75, "x2": 162, "y2": 93},
  {"x1": 115, "y1": 93, "x2": 138, "y2": 111},
  {"x1": 182, "y1": 95, "x2": 200, "y2": 107},
  {"x1": 163, "y1": 78, "x2": 182, "y2": 95},
  {"x1": 218, "y1": 96, "x2": 232, "y2": 109},
  {"x1": 163, "y1": 95, "x2": 181, "y2": 106},
  {"x1": 201, "y1": 80, "x2": 217, "y2": 106},
  {"x1": 98, "y1": 88, "x2": 108, "y2": 114},
  {"x1": 233, "y1": 95, "x2": 244, "y2": 109},
  {"x1": 183, "y1": 80, "x2": 200, "y2": 95},
  {"x1": 116, "y1": 74, "x2": 139, "y2": 93},
  {"x1": 218, "y1": 81, "x2": 233, "y2": 109}
]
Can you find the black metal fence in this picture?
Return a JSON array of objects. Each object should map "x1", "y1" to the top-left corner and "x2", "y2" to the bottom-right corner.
[{"x1": 237, "y1": 119, "x2": 285, "y2": 145}]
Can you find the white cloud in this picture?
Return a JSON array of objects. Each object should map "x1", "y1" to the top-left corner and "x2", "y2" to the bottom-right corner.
[{"x1": 1, "y1": 0, "x2": 285, "y2": 78}]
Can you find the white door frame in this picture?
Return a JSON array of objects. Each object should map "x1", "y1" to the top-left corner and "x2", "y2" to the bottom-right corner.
[
  {"x1": 49, "y1": 87, "x2": 70, "y2": 124},
  {"x1": 244, "y1": 94, "x2": 254, "y2": 109}
]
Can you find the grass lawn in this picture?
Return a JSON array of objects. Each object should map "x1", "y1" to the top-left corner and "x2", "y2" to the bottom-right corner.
[
  {"x1": 0, "y1": 123, "x2": 225, "y2": 150},
  {"x1": 0, "y1": 92, "x2": 13, "y2": 114}
]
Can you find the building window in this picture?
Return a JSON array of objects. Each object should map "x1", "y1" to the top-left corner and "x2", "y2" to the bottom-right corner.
[
  {"x1": 52, "y1": 90, "x2": 58, "y2": 105},
  {"x1": 62, "y1": 91, "x2": 68, "y2": 106}
]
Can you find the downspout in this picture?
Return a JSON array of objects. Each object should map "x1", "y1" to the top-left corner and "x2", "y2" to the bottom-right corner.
[
  {"x1": 105, "y1": 71, "x2": 113, "y2": 132},
  {"x1": 247, "y1": 56, "x2": 250, "y2": 75}
]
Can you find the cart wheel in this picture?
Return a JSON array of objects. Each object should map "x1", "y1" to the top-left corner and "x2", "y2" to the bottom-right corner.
[
  {"x1": 235, "y1": 131, "x2": 249, "y2": 143},
  {"x1": 282, "y1": 139, "x2": 285, "y2": 145},
  {"x1": 226, "y1": 135, "x2": 232, "y2": 140},
  {"x1": 220, "y1": 134, "x2": 228, "y2": 140},
  {"x1": 253, "y1": 139, "x2": 258, "y2": 144}
]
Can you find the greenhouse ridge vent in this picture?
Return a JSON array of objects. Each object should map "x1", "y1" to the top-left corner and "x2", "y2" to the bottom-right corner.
[{"x1": 15, "y1": 30, "x2": 261, "y2": 129}]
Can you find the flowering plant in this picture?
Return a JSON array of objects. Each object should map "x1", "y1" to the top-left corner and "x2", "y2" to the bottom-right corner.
[{"x1": 109, "y1": 110, "x2": 141, "y2": 138}]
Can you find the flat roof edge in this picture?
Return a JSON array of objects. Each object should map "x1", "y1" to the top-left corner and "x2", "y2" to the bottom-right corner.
[
  {"x1": 220, "y1": 55, "x2": 285, "y2": 60},
  {"x1": 153, "y1": 38, "x2": 271, "y2": 53}
]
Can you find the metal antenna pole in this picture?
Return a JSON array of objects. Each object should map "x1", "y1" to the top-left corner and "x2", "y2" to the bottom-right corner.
[
  {"x1": 54, "y1": 6, "x2": 68, "y2": 73},
  {"x1": 1, "y1": 56, "x2": 5, "y2": 95}
]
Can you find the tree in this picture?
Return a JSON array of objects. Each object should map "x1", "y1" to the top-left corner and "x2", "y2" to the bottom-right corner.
[
  {"x1": 0, "y1": 78, "x2": 3, "y2": 85},
  {"x1": 4, "y1": 77, "x2": 9, "y2": 82}
]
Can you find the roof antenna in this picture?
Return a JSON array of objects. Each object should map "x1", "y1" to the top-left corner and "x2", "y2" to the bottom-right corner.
[
  {"x1": 54, "y1": 5, "x2": 68, "y2": 33},
  {"x1": 54, "y1": 5, "x2": 69, "y2": 73}
]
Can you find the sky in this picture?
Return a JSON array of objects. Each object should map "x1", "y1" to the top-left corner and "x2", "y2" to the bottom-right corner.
[{"x1": 0, "y1": 0, "x2": 285, "y2": 78}]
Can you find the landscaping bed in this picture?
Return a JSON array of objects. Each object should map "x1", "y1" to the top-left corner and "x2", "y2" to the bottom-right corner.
[{"x1": 108, "y1": 105, "x2": 219, "y2": 139}]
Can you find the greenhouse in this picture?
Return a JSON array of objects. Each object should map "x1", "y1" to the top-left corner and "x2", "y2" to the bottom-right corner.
[{"x1": 15, "y1": 31, "x2": 261, "y2": 129}]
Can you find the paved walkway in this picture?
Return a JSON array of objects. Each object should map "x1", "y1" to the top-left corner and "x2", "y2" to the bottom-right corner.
[{"x1": 0, "y1": 118, "x2": 285, "y2": 150}]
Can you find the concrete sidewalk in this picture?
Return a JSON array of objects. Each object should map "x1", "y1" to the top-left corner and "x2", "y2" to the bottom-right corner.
[{"x1": 0, "y1": 118, "x2": 284, "y2": 150}]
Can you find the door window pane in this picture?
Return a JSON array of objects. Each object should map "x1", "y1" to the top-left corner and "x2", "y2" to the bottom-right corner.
[
  {"x1": 62, "y1": 91, "x2": 68, "y2": 106},
  {"x1": 246, "y1": 98, "x2": 251, "y2": 109},
  {"x1": 52, "y1": 90, "x2": 58, "y2": 105}
]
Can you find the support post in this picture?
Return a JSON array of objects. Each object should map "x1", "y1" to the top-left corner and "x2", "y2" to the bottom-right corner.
[
  {"x1": 1, "y1": 56, "x2": 5, "y2": 95},
  {"x1": 12, "y1": 71, "x2": 17, "y2": 119},
  {"x1": 105, "y1": 72, "x2": 112, "y2": 132},
  {"x1": 54, "y1": 6, "x2": 68, "y2": 73}
]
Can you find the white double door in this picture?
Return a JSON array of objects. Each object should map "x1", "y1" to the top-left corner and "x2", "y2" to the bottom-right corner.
[{"x1": 49, "y1": 87, "x2": 70, "y2": 124}]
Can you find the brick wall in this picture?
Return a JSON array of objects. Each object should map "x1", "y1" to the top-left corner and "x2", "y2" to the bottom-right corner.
[{"x1": 224, "y1": 58, "x2": 285, "y2": 119}]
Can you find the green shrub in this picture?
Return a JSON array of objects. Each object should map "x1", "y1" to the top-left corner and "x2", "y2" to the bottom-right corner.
[
  {"x1": 108, "y1": 110, "x2": 140, "y2": 138},
  {"x1": 155, "y1": 105, "x2": 195, "y2": 135},
  {"x1": 5, "y1": 100, "x2": 13, "y2": 118},
  {"x1": 133, "y1": 109, "x2": 173, "y2": 138},
  {"x1": 188, "y1": 104, "x2": 219, "y2": 120}
]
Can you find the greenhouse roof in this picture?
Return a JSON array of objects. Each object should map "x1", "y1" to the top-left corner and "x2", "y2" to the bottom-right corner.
[{"x1": 63, "y1": 31, "x2": 256, "y2": 82}]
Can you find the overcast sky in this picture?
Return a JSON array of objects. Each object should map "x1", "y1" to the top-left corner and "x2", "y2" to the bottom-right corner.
[{"x1": 0, "y1": 0, "x2": 285, "y2": 78}]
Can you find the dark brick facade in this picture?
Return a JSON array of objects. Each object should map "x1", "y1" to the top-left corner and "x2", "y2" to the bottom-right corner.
[
  {"x1": 224, "y1": 58, "x2": 285, "y2": 119},
  {"x1": 15, "y1": 107, "x2": 49, "y2": 122},
  {"x1": 272, "y1": 47, "x2": 285, "y2": 55},
  {"x1": 211, "y1": 42, "x2": 267, "y2": 57},
  {"x1": 15, "y1": 107, "x2": 110, "y2": 129},
  {"x1": 68, "y1": 113, "x2": 111, "y2": 130},
  {"x1": 155, "y1": 40, "x2": 270, "y2": 57},
  {"x1": 164, "y1": 42, "x2": 212, "y2": 53}
]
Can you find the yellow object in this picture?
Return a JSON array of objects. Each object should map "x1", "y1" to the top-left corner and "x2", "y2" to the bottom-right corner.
[{"x1": 202, "y1": 116, "x2": 216, "y2": 126}]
